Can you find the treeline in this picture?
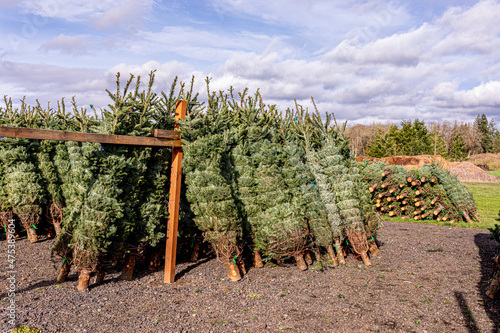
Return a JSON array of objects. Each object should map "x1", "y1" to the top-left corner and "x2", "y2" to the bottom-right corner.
[{"x1": 345, "y1": 115, "x2": 500, "y2": 159}]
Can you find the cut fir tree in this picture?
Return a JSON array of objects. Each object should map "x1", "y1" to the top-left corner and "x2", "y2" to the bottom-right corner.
[{"x1": 184, "y1": 133, "x2": 243, "y2": 281}]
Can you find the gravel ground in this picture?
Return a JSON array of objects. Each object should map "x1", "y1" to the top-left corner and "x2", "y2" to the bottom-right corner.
[{"x1": 1, "y1": 221, "x2": 500, "y2": 333}]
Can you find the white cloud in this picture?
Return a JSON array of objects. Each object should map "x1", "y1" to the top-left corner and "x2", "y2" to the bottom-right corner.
[
  {"x1": 0, "y1": 0, "x2": 18, "y2": 8},
  {"x1": 40, "y1": 34, "x2": 88, "y2": 55},
  {"x1": 434, "y1": 81, "x2": 500, "y2": 108},
  {"x1": 2, "y1": 0, "x2": 500, "y2": 129},
  {"x1": 17, "y1": 0, "x2": 154, "y2": 30},
  {"x1": 94, "y1": 0, "x2": 153, "y2": 31},
  {"x1": 211, "y1": 0, "x2": 409, "y2": 40},
  {"x1": 127, "y1": 26, "x2": 273, "y2": 61}
]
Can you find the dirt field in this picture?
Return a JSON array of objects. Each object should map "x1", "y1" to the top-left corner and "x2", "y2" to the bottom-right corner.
[{"x1": 1, "y1": 221, "x2": 500, "y2": 333}]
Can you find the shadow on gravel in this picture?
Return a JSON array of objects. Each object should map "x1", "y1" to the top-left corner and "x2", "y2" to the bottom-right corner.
[
  {"x1": 0, "y1": 278, "x2": 61, "y2": 299},
  {"x1": 475, "y1": 233, "x2": 500, "y2": 333},
  {"x1": 455, "y1": 291, "x2": 480, "y2": 333},
  {"x1": 175, "y1": 255, "x2": 215, "y2": 280}
]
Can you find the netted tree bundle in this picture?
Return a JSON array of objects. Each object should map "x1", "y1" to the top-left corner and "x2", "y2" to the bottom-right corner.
[
  {"x1": 427, "y1": 163, "x2": 478, "y2": 222},
  {"x1": 1, "y1": 143, "x2": 44, "y2": 242},
  {"x1": 252, "y1": 203, "x2": 308, "y2": 259},
  {"x1": 305, "y1": 149, "x2": 343, "y2": 240},
  {"x1": 184, "y1": 133, "x2": 243, "y2": 265},
  {"x1": 359, "y1": 160, "x2": 479, "y2": 223},
  {"x1": 248, "y1": 139, "x2": 312, "y2": 265}
]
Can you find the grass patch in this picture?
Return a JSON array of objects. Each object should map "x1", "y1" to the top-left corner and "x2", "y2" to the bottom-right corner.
[
  {"x1": 386, "y1": 182, "x2": 500, "y2": 230},
  {"x1": 488, "y1": 170, "x2": 500, "y2": 178},
  {"x1": 466, "y1": 182, "x2": 500, "y2": 229},
  {"x1": 426, "y1": 247, "x2": 443, "y2": 252}
]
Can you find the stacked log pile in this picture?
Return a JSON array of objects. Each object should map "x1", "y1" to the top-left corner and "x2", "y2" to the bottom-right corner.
[{"x1": 359, "y1": 161, "x2": 480, "y2": 223}]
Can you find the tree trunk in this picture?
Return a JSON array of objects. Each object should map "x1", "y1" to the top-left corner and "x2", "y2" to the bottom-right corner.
[
  {"x1": 433, "y1": 204, "x2": 445, "y2": 216},
  {"x1": 53, "y1": 221, "x2": 62, "y2": 236},
  {"x1": 327, "y1": 245, "x2": 339, "y2": 267},
  {"x1": 360, "y1": 250, "x2": 372, "y2": 266},
  {"x1": 148, "y1": 247, "x2": 163, "y2": 271},
  {"x1": 252, "y1": 247, "x2": 264, "y2": 268},
  {"x1": 335, "y1": 240, "x2": 346, "y2": 265},
  {"x1": 46, "y1": 226, "x2": 55, "y2": 239},
  {"x1": 237, "y1": 258, "x2": 247, "y2": 275},
  {"x1": 94, "y1": 265, "x2": 106, "y2": 284},
  {"x1": 224, "y1": 262, "x2": 242, "y2": 281},
  {"x1": 415, "y1": 200, "x2": 425, "y2": 207},
  {"x1": 303, "y1": 250, "x2": 313, "y2": 265},
  {"x1": 77, "y1": 268, "x2": 91, "y2": 291},
  {"x1": 462, "y1": 211, "x2": 474, "y2": 223},
  {"x1": 120, "y1": 250, "x2": 137, "y2": 281},
  {"x1": 472, "y1": 212, "x2": 482, "y2": 223},
  {"x1": 190, "y1": 238, "x2": 201, "y2": 262},
  {"x1": 26, "y1": 226, "x2": 38, "y2": 243},
  {"x1": 56, "y1": 260, "x2": 71, "y2": 283},
  {"x1": 369, "y1": 240, "x2": 380, "y2": 256},
  {"x1": 294, "y1": 253, "x2": 308, "y2": 271}
]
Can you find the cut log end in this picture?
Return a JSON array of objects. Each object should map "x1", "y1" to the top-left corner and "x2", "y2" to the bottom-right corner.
[
  {"x1": 56, "y1": 261, "x2": 71, "y2": 283},
  {"x1": 77, "y1": 268, "x2": 91, "y2": 291},
  {"x1": 294, "y1": 254, "x2": 308, "y2": 271},
  {"x1": 120, "y1": 252, "x2": 137, "y2": 281},
  {"x1": 360, "y1": 251, "x2": 372, "y2": 266},
  {"x1": 225, "y1": 262, "x2": 242, "y2": 282},
  {"x1": 369, "y1": 242, "x2": 381, "y2": 256},
  {"x1": 252, "y1": 248, "x2": 264, "y2": 268},
  {"x1": 463, "y1": 211, "x2": 474, "y2": 223},
  {"x1": 27, "y1": 227, "x2": 38, "y2": 243}
]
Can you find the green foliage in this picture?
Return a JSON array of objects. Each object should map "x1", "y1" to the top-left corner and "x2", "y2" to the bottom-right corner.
[
  {"x1": 430, "y1": 132, "x2": 448, "y2": 157},
  {"x1": 475, "y1": 113, "x2": 497, "y2": 153},
  {"x1": 450, "y1": 133, "x2": 467, "y2": 161},
  {"x1": 366, "y1": 119, "x2": 434, "y2": 157}
]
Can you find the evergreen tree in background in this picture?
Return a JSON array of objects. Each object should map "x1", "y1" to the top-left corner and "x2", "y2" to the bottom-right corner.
[
  {"x1": 450, "y1": 133, "x2": 467, "y2": 161},
  {"x1": 475, "y1": 114, "x2": 496, "y2": 153},
  {"x1": 366, "y1": 119, "x2": 435, "y2": 157},
  {"x1": 430, "y1": 132, "x2": 448, "y2": 157},
  {"x1": 365, "y1": 129, "x2": 387, "y2": 158}
]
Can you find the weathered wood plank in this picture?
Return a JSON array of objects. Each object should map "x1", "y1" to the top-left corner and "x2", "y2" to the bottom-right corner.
[
  {"x1": 164, "y1": 100, "x2": 187, "y2": 283},
  {"x1": 153, "y1": 129, "x2": 181, "y2": 140},
  {"x1": 0, "y1": 126, "x2": 182, "y2": 147}
]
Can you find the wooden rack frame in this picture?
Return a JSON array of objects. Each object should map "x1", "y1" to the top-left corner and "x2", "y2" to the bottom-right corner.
[{"x1": 0, "y1": 100, "x2": 187, "y2": 283}]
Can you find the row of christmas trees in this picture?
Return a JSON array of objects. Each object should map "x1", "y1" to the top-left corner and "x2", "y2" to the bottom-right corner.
[
  {"x1": 359, "y1": 161, "x2": 480, "y2": 223},
  {"x1": 0, "y1": 73, "x2": 193, "y2": 290},
  {"x1": 181, "y1": 85, "x2": 380, "y2": 281},
  {"x1": 7, "y1": 73, "x2": 478, "y2": 289}
]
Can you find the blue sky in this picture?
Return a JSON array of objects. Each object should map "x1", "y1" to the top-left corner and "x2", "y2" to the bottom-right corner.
[{"x1": 0, "y1": 0, "x2": 499, "y2": 127}]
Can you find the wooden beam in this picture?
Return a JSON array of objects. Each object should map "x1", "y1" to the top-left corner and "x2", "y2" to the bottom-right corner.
[
  {"x1": 164, "y1": 100, "x2": 187, "y2": 283},
  {"x1": 153, "y1": 129, "x2": 181, "y2": 140},
  {"x1": 0, "y1": 126, "x2": 182, "y2": 147}
]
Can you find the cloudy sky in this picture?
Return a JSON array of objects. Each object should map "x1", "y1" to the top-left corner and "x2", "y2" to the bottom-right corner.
[{"x1": 0, "y1": 0, "x2": 499, "y2": 127}]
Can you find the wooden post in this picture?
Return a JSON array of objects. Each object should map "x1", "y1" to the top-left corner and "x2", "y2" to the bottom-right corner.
[{"x1": 164, "y1": 100, "x2": 187, "y2": 283}]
